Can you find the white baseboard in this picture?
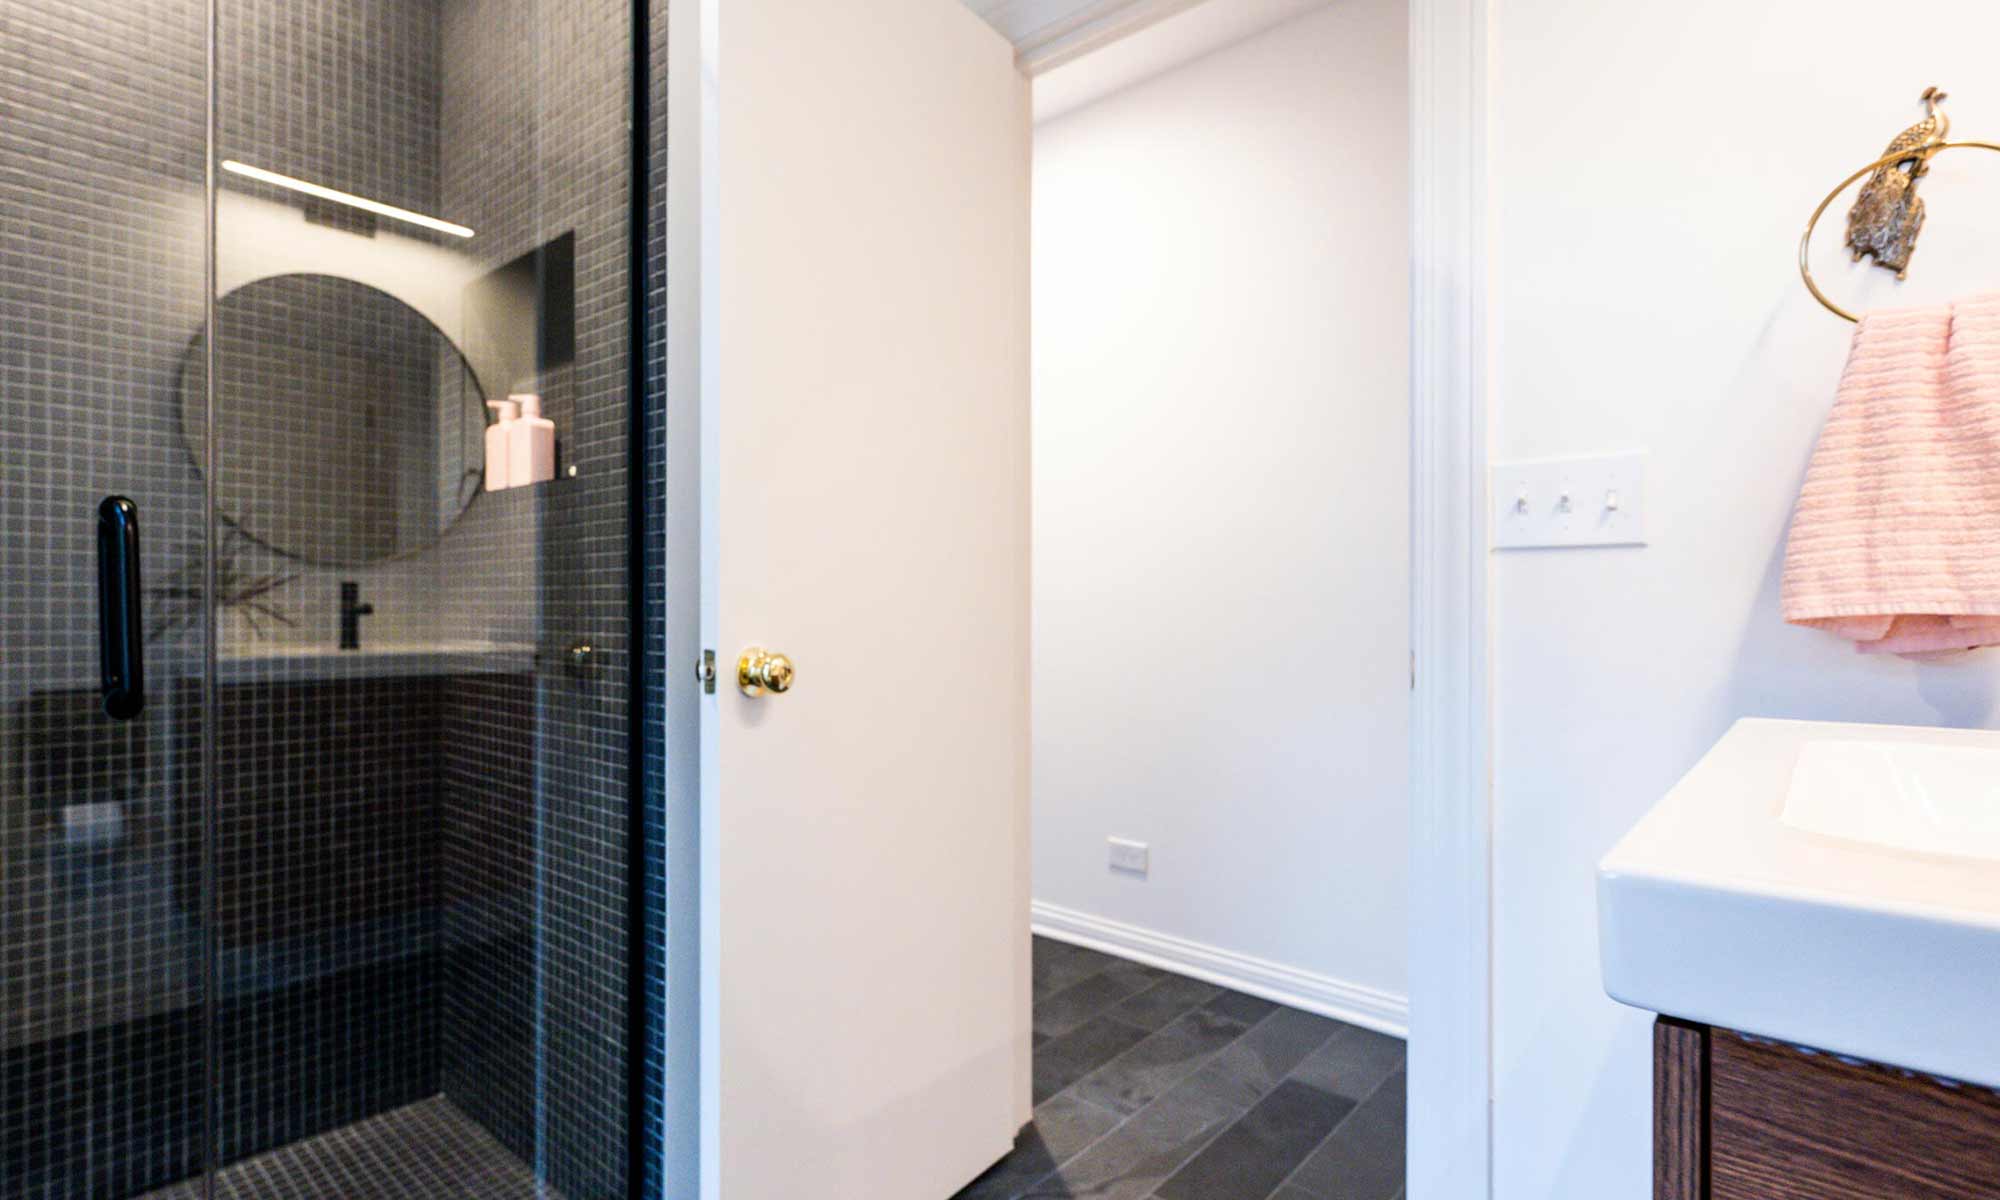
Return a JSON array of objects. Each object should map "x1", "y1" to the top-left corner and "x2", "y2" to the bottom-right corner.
[{"x1": 1030, "y1": 900, "x2": 1409, "y2": 1038}]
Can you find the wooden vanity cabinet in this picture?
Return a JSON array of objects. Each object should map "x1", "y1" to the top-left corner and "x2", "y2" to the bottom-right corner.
[{"x1": 1655, "y1": 1018, "x2": 2000, "y2": 1200}]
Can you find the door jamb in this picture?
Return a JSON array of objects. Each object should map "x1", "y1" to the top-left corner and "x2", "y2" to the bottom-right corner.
[
  {"x1": 661, "y1": 0, "x2": 717, "y2": 1196},
  {"x1": 1407, "y1": 0, "x2": 1493, "y2": 1197}
]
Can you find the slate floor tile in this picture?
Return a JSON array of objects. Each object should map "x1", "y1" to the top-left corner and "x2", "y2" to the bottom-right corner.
[
  {"x1": 1152, "y1": 1080, "x2": 1356, "y2": 1200},
  {"x1": 964, "y1": 940, "x2": 1406, "y2": 1200},
  {"x1": 1018, "y1": 1078, "x2": 1241, "y2": 1200},
  {"x1": 1035, "y1": 961, "x2": 1167, "y2": 1039},
  {"x1": 1281, "y1": 1067, "x2": 1405, "y2": 1200},
  {"x1": 1035, "y1": 939, "x2": 1121, "y2": 1000},
  {"x1": 1106, "y1": 976, "x2": 1222, "y2": 1033},
  {"x1": 955, "y1": 1127, "x2": 1067, "y2": 1200},
  {"x1": 1034, "y1": 1015, "x2": 1153, "y2": 1104},
  {"x1": 1177, "y1": 1007, "x2": 1342, "y2": 1113},
  {"x1": 1034, "y1": 1092, "x2": 1127, "y2": 1164},
  {"x1": 1070, "y1": 1008, "x2": 1249, "y2": 1116},
  {"x1": 955, "y1": 1094, "x2": 1124, "y2": 1200},
  {"x1": 1288, "y1": 1025, "x2": 1405, "y2": 1103},
  {"x1": 1202, "y1": 989, "x2": 1279, "y2": 1026}
]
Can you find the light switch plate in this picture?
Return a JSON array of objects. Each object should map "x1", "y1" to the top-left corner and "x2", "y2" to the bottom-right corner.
[
  {"x1": 1491, "y1": 452, "x2": 1647, "y2": 549},
  {"x1": 1108, "y1": 837, "x2": 1149, "y2": 877}
]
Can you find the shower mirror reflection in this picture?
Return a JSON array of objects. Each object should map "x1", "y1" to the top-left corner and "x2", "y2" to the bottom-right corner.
[{"x1": 181, "y1": 274, "x2": 487, "y2": 568}]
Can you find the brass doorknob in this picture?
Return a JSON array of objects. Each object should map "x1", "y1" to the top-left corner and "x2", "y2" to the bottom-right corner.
[{"x1": 737, "y1": 647, "x2": 794, "y2": 697}]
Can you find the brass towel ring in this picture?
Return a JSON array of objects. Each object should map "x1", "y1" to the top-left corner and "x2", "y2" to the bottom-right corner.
[{"x1": 1800, "y1": 139, "x2": 2000, "y2": 323}]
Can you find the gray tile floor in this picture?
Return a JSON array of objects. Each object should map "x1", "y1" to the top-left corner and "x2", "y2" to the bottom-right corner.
[
  {"x1": 953, "y1": 937, "x2": 1406, "y2": 1200},
  {"x1": 141, "y1": 1096, "x2": 557, "y2": 1200}
]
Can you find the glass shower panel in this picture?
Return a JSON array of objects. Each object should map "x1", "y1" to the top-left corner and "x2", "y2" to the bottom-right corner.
[
  {"x1": 1, "y1": 0, "x2": 639, "y2": 1196},
  {"x1": 201, "y1": 0, "x2": 636, "y2": 1196},
  {"x1": 0, "y1": 2, "x2": 212, "y2": 1198}
]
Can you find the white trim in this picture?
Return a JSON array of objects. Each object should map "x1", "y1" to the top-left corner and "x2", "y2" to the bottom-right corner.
[
  {"x1": 1032, "y1": 902, "x2": 1409, "y2": 1037},
  {"x1": 664, "y1": 0, "x2": 720, "y2": 1196},
  {"x1": 1029, "y1": 0, "x2": 1333, "y2": 123},
  {"x1": 1407, "y1": 0, "x2": 1493, "y2": 1199},
  {"x1": 1009, "y1": 0, "x2": 1211, "y2": 74}
]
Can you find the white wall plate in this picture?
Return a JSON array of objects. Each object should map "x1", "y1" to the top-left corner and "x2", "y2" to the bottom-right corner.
[{"x1": 1491, "y1": 452, "x2": 1647, "y2": 549}]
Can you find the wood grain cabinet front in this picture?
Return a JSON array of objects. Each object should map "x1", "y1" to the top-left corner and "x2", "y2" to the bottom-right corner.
[{"x1": 1655, "y1": 1017, "x2": 2000, "y2": 1200}]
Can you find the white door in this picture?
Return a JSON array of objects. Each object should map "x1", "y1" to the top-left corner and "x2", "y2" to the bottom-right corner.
[{"x1": 672, "y1": 1, "x2": 1032, "y2": 1197}]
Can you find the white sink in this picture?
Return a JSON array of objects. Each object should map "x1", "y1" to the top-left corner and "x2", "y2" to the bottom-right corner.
[
  {"x1": 1599, "y1": 718, "x2": 2000, "y2": 1089},
  {"x1": 215, "y1": 640, "x2": 536, "y2": 682},
  {"x1": 1783, "y1": 739, "x2": 2000, "y2": 863}
]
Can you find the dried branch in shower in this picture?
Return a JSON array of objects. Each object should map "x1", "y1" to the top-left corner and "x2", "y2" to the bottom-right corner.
[{"x1": 147, "y1": 527, "x2": 299, "y2": 642}]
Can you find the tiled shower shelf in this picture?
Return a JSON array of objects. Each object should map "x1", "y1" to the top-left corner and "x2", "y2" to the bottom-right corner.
[
  {"x1": 2, "y1": 863, "x2": 437, "y2": 1054},
  {"x1": 215, "y1": 641, "x2": 536, "y2": 682}
]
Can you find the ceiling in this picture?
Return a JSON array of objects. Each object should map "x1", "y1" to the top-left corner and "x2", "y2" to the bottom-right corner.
[
  {"x1": 960, "y1": 0, "x2": 1208, "y2": 73},
  {"x1": 963, "y1": 0, "x2": 1333, "y2": 120}
]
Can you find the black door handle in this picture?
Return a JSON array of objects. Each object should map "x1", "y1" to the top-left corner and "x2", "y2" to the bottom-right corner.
[{"x1": 97, "y1": 496, "x2": 144, "y2": 721}]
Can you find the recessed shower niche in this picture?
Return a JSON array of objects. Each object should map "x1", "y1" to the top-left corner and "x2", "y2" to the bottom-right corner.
[{"x1": 0, "y1": 0, "x2": 651, "y2": 1196}]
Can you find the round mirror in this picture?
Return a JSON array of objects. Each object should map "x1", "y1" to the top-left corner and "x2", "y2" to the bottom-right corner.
[{"x1": 182, "y1": 274, "x2": 486, "y2": 567}]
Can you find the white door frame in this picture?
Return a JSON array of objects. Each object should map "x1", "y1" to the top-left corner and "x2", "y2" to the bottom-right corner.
[
  {"x1": 660, "y1": 3, "x2": 714, "y2": 1198},
  {"x1": 1406, "y1": 0, "x2": 1492, "y2": 1197}
]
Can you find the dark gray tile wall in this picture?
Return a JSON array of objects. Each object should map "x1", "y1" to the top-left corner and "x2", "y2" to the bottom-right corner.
[
  {"x1": 211, "y1": 0, "x2": 460, "y2": 652},
  {"x1": 642, "y1": 0, "x2": 669, "y2": 1193},
  {"x1": 192, "y1": 674, "x2": 444, "y2": 1174},
  {"x1": 219, "y1": 0, "x2": 442, "y2": 217},
  {"x1": 1, "y1": 0, "x2": 212, "y2": 1193},
  {"x1": 207, "y1": 0, "x2": 464, "y2": 1184},
  {"x1": 434, "y1": 0, "x2": 637, "y2": 1196},
  {"x1": 1, "y1": 0, "x2": 642, "y2": 1194}
]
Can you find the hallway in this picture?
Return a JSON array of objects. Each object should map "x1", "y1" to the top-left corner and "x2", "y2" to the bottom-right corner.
[{"x1": 954, "y1": 938, "x2": 1406, "y2": 1199}]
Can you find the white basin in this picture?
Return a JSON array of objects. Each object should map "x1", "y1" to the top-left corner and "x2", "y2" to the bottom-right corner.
[
  {"x1": 1784, "y1": 739, "x2": 2000, "y2": 863},
  {"x1": 1599, "y1": 718, "x2": 2000, "y2": 1089},
  {"x1": 215, "y1": 640, "x2": 536, "y2": 683}
]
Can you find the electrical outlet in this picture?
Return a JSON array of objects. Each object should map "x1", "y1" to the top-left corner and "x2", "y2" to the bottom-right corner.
[{"x1": 1108, "y1": 837, "x2": 1149, "y2": 877}]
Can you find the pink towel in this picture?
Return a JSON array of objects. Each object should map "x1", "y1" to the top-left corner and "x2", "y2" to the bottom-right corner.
[{"x1": 1783, "y1": 292, "x2": 2000, "y2": 656}]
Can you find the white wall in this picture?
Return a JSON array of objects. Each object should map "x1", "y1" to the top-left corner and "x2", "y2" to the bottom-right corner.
[
  {"x1": 1032, "y1": 0, "x2": 1410, "y2": 1020},
  {"x1": 1489, "y1": 5, "x2": 2000, "y2": 1197}
]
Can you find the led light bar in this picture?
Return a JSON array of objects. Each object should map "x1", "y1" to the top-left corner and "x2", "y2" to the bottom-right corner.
[{"x1": 221, "y1": 160, "x2": 475, "y2": 239}]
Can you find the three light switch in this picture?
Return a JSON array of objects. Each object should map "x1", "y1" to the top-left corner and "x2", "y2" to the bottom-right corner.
[{"x1": 1491, "y1": 452, "x2": 1647, "y2": 549}]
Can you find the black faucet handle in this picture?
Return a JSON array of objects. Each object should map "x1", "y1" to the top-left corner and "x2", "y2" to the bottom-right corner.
[{"x1": 338, "y1": 582, "x2": 373, "y2": 650}]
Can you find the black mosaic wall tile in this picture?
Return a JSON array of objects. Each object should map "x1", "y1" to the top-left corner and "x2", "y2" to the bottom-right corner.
[
  {"x1": 437, "y1": 671, "x2": 540, "y2": 1161},
  {"x1": 0, "y1": 0, "x2": 212, "y2": 1194},
  {"x1": 2, "y1": 0, "x2": 646, "y2": 1193},
  {"x1": 642, "y1": 0, "x2": 670, "y2": 1193},
  {"x1": 207, "y1": 0, "x2": 473, "y2": 1187},
  {"x1": 209, "y1": 955, "x2": 440, "y2": 1166},
  {"x1": 186, "y1": 677, "x2": 441, "y2": 952},
  {"x1": 1, "y1": 952, "x2": 439, "y2": 1200},
  {"x1": 2, "y1": 1006, "x2": 202, "y2": 1200},
  {"x1": 434, "y1": 0, "x2": 639, "y2": 1194}
]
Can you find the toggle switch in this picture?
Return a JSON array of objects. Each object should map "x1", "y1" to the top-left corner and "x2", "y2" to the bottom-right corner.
[{"x1": 1491, "y1": 452, "x2": 1648, "y2": 549}]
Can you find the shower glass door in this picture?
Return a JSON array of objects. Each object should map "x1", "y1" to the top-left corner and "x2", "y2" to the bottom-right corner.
[
  {"x1": 2, "y1": 1, "x2": 212, "y2": 1195},
  {"x1": 1, "y1": 0, "x2": 644, "y2": 1196}
]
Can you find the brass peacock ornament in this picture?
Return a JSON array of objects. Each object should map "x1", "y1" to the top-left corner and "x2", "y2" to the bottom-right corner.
[{"x1": 1846, "y1": 87, "x2": 1951, "y2": 278}]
